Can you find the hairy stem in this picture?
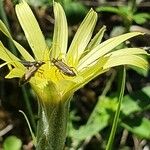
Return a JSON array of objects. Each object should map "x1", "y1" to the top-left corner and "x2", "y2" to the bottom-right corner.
[{"x1": 36, "y1": 99, "x2": 70, "y2": 150}]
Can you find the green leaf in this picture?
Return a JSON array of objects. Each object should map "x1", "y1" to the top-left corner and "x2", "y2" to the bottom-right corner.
[
  {"x1": 120, "y1": 85, "x2": 150, "y2": 122},
  {"x1": 121, "y1": 95, "x2": 141, "y2": 115},
  {"x1": 122, "y1": 86, "x2": 150, "y2": 112},
  {"x1": 68, "y1": 96, "x2": 113, "y2": 141},
  {"x1": 51, "y1": 2, "x2": 68, "y2": 59},
  {"x1": 3, "y1": 136, "x2": 22, "y2": 150},
  {"x1": 118, "y1": 6, "x2": 132, "y2": 16},
  {"x1": 69, "y1": 113, "x2": 109, "y2": 141},
  {"x1": 142, "y1": 86, "x2": 150, "y2": 97},
  {"x1": 15, "y1": 1, "x2": 48, "y2": 60},
  {"x1": 96, "y1": 6, "x2": 132, "y2": 20},
  {"x1": 120, "y1": 86, "x2": 150, "y2": 139},
  {"x1": 121, "y1": 118, "x2": 150, "y2": 139},
  {"x1": 96, "y1": 6, "x2": 120, "y2": 14},
  {"x1": 133, "y1": 13, "x2": 150, "y2": 24}
]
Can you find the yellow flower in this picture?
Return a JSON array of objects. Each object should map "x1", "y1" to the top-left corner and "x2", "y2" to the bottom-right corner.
[{"x1": 0, "y1": 0, "x2": 148, "y2": 103}]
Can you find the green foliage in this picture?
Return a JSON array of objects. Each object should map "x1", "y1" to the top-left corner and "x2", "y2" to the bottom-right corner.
[
  {"x1": 62, "y1": 1, "x2": 88, "y2": 24},
  {"x1": 26, "y1": 0, "x2": 88, "y2": 24},
  {"x1": 27, "y1": 0, "x2": 52, "y2": 7},
  {"x1": 121, "y1": 118, "x2": 150, "y2": 139},
  {"x1": 3, "y1": 136, "x2": 22, "y2": 150},
  {"x1": 133, "y1": 13, "x2": 150, "y2": 24},
  {"x1": 121, "y1": 86, "x2": 150, "y2": 139},
  {"x1": 68, "y1": 96, "x2": 112, "y2": 141},
  {"x1": 68, "y1": 86, "x2": 150, "y2": 148},
  {"x1": 96, "y1": 3, "x2": 150, "y2": 29}
]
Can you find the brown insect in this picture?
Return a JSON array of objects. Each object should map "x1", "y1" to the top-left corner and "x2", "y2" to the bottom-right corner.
[
  {"x1": 19, "y1": 61, "x2": 45, "y2": 85},
  {"x1": 51, "y1": 58, "x2": 76, "y2": 77}
]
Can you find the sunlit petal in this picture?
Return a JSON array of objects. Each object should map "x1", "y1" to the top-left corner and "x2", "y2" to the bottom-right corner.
[
  {"x1": 15, "y1": 0, "x2": 48, "y2": 60},
  {"x1": 0, "y1": 20, "x2": 34, "y2": 61},
  {"x1": 77, "y1": 32, "x2": 144, "y2": 70},
  {"x1": 51, "y1": 2, "x2": 68, "y2": 60},
  {"x1": 0, "y1": 42, "x2": 24, "y2": 69},
  {"x1": 5, "y1": 68, "x2": 24, "y2": 78},
  {"x1": 67, "y1": 9, "x2": 97, "y2": 67},
  {"x1": 103, "y1": 55, "x2": 148, "y2": 70}
]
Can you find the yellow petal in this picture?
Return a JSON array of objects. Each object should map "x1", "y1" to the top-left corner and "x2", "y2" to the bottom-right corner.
[
  {"x1": 0, "y1": 20, "x2": 34, "y2": 61},
  {"x1": 62, "y1": 56, "x2": 109, "y2": 97},
  {"x1": 108, "y1": 48, "x2": 148, "y2": 56},
  {"x1": 15, "y1": 1, "x2": 48, "y2": 60},
  {"x1": 67, "y1": 9, "x2": 97, "y2": 67},
  {"x1": 5, "y1": 68, "x2": 24, "y2": 78},
  {"x1": 51, "y1": 2, "x2": 68, "y2": 59},
  {"x1": 86, "y1": 26, "x2": 106, "y2": 51},
  {"x1": 0, "y1": 62, "x2": 11, "y2": 69},
  {"x1": 0, "y1": 42, "x2": 24, "y2": 69},
  {"x1": 103, "y1": 55, "x2": 148, "y2": 70},
  {"x1": 78, "y1": 32, "x2": 144, "y2": 70}
]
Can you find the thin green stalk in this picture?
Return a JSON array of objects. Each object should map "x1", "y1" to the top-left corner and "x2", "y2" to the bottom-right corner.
[
  {"x1": 106, "y1": 66, "x2": 126, "y2": 150},
  {"x1": 19, "y1": 110, "x2": 36, "y2": 145},
  {"x1": 22, "y1": 86, "x2": 36, "y2": 132}
]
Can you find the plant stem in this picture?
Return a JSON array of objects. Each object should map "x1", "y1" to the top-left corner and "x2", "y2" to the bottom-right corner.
[
  {"x1": 36, "y1": 99, "x2": 70, "y2": 150},
  {"x1": 106, "y1": 66, "x2": 126, "y2": 150},
  {"x1": 22, "y1": 86, "x2": 36, "y2": 132}
]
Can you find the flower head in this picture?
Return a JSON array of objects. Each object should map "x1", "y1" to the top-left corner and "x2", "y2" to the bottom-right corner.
[{"x1": 0, "y1": 1, "x2": 148, "y2": 103}]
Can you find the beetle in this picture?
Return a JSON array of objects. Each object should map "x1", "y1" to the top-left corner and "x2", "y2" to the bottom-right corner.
[
  {"x1": 19, "y1": 61, "x2": 45, "y2": 85},
  {"x1": 51, "y1": 58, "x2": 76, "y2": 77},
  {"x1": 20, "y1": 61, "x2": 42, "y2": 67}
]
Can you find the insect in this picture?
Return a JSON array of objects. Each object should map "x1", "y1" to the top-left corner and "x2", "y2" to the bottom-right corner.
[
  {"x1": 19, "y1": 61, "x2": 45, "y2": 85},
  {"x1": 51, "y1": 58, "x2": 76, "y2": 77}
]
